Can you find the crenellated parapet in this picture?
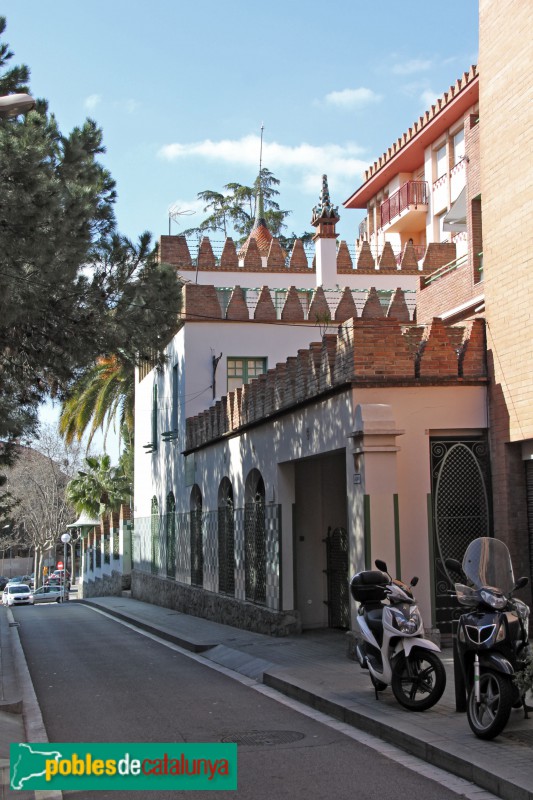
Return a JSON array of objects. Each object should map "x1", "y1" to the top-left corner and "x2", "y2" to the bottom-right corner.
[
  {"x1": 160, "y1": 234, "x2": 436, "y2": 277},
  {"x1": 180, "y1": 283, "x2": 416, "y2": 323},
  {"x1": 185, "y1": 317, "x2": 487, "y2": 451}
]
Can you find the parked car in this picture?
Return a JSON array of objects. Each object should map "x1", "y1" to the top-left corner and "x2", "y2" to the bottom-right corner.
[
  {"x1": 31, "y1": 585, "x2": 64, "y2": 604},
  {"x1": 6, "y1": 576, "x2": 25, "y2": 585},
  {"x1": 2, "y1": 583, "x2": 32, "y2": 606},
  {"x1": 52, "y1": 569, "x2": 70, "y2": 581}
]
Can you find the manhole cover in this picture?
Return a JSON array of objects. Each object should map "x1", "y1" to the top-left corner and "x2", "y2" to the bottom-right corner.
[
  {"x1": 220, "y1": 730, "x2": 305, "y2": 746},
  {"x1": 500, "y1": 729, "x2": 533, "y2": 747}
]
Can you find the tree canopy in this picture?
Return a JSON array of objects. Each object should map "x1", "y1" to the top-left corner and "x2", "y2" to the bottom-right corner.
[
  {"x1": 182, "y1": 167, "x2": 312, "y2": 249},
  {"x1": 66, "y1": 454, "x2": 131, "y2": 519},
  {"x1": 0, "y1": 18, "x2": 182, "y2": 485}
]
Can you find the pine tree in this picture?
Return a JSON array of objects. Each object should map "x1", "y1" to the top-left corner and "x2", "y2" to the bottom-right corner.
[{"x1": 0, "y1": 18, "x2": 182, "y2": 485}]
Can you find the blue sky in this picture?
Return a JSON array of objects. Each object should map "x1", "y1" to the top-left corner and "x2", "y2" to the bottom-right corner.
[
  {"x1": 3, "y1": 1, "x2": 479, "y2": 248},
  {"x1": 3, "y1": 1, "x2": 479, "y2": 461}
]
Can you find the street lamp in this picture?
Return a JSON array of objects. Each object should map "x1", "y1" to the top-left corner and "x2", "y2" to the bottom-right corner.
[
  {"x1": 60, "y1": 532, "x2": 71, "y2": 603},
  {"x1": 0, "y1": 93, "x2": 36, "y2": 119}
]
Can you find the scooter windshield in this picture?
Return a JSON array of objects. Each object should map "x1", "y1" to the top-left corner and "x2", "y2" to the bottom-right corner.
[{"x1": 462, "y1": 537, "x2": 515, "y2": 593}]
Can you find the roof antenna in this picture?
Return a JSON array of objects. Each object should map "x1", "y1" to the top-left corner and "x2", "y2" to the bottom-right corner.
[
  {"x1": 168, "y1": 202, "x2": 195, "y2": 235},
  {"x1": 254, "y1": 123, "x2": 265, "y2": 227}
]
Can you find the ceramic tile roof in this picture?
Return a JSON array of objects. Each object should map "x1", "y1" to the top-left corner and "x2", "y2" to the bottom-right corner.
[{"x1": 238, "y1": 219, "x2": 274, "y2": 257}]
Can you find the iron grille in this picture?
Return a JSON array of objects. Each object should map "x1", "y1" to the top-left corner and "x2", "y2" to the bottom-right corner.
[
  {"x1": 190, "y1": 510, "x2": 204, "y2": 587},
  {"x1": 104, "y1": 533, "x2": 110, "y2": 564},
  {"x1": 431, "y1": 437, "x2": 491, "y2": 634},
  {"x1": 218, "y1": 505, "x2": 235, "y2": 596},
  {"x1": 244, "y1": 500, "x2": 266, "y2": 605},
  {"x1": 113, "y1": 527, "x2": 120, "y2": 560},
  {"x1": 95, "y1": 534, "x2": 102, "y2": 569},
  {"x1": 132, "y1": 505, "x2": 281, "y2": 610},
  {"x1": 324, "y1": 527, "x2": 350, "y2": 629},
  {"x1": 166, "y1": 513, "x2": 176, "y2": 579}
]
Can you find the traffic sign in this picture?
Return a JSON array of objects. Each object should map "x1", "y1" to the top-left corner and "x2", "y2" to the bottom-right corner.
[{"x1": 57, "y1": 561, "x2": 64, "y2": 569}]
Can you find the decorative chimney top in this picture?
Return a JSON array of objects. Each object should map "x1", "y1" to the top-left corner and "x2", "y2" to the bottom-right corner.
[
  {"x1": 311, "y1": 174, "x2": 340, "y2": 226},
  {"x1": 311, "y1": 175, "x2": 339, "y2": 245}
]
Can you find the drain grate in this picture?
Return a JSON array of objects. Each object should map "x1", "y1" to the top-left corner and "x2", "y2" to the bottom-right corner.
[
  {"x1": 500, "y1": 729, "x2": 533, "y2": 747},
  {"x1": 220, "y1": 730, "x2": 305, "y2": 747}
]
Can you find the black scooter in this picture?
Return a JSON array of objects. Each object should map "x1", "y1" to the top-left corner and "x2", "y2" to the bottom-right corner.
[{"x1": 446, "y1": 537, "x2": 532, "y2": 739}]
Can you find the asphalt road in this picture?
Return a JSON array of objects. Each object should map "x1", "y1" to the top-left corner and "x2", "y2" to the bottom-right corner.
[{"x1": 14, "y1": 602, "x2": 468, "y2": 800}]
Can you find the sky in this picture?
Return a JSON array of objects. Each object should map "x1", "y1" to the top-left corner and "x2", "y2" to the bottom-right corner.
[
  {"x1": 3, "y1": 0, "x2": 479, "y2": 460},
  {"x1": 3, "y1": 1, "x2": 479, "y2": 246}
]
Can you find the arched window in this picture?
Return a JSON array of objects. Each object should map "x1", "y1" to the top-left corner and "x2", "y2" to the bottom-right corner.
[
  {"x1": 244, "y1": 469, "x2": 266, "y2": 604},
  {"x1": 218, "y1": 478, "x2": 235, "y2": 596},
  {"x1": 151, "y1": 496, "x2": 159, "y2": 574},
  {"x1": 190, "y1": 485, "x2": 203, "y2": 587},
  {"x1": 166, "y1": 492, "x2": 176, "y2": 579}
]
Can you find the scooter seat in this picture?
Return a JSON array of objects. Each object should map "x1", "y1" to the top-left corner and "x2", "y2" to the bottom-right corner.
[
  {"x1": 365, "y1": 607, "x2": 384, "y2": 646},
  {"x1": 365, "y1": 606, "x2": 383, "y2": 631}
]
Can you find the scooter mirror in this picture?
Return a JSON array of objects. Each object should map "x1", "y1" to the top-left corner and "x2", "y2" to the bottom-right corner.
[
  {"x1": 375, "y1": 559, "x2": 388, "y2": 573},
  {"x1": 445, "y1": 558, "x2": 462, "y2": 573},
  {"x1": 411, "y1": 576, "x2": 419, "y2": 587},
  {"x1": 514, "y1": 576, "x2": 529, "y2": 591}
]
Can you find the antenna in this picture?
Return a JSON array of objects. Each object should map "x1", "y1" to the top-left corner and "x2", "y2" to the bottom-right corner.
[
  {"x1": 168, "y1": 203, "x2": 195, "y2": 235},
  {"x1": 259, "y1": 122, "x2": 264, "y2": 175}
]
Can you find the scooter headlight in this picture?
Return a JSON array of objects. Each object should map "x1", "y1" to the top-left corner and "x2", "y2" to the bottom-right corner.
[
  {"x1": 480, "y1": 589, "x2": 507, "y2": 609},
  {"x1": 390, "y1": 606, "x2": 422, "y2": 634}
]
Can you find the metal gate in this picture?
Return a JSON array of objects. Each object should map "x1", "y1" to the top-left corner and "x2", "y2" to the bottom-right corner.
[
  {"x1": 324, "y1": 526, "x2": 350, "y2": 629},
  {"x1": 431, "y1": 437, "x2": 492, "y2": 635}
]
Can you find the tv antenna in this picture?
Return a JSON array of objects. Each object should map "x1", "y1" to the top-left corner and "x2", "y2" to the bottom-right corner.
[{"x1": 168, "y1": 203, "x2": 195, "y2": 234}]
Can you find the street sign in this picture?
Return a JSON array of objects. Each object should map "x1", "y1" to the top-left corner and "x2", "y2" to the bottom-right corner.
[{"x1": 57, "y1": 561, "x2": 64, "y2": 569}]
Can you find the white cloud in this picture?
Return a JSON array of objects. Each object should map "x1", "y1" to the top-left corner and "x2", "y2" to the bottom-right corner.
[
  {"x1": 420, "y1": 89, "x2": 440, "y2": 109},
  {"x1": 392, "y1": 59, "x2": 432, "y2": 75},
  {"x1": 323, "y1": 87, "x2": 382, "y2": 109},
  {"x1": 123, "y1": 99, "x2": 140, "y2": 114},
  {"x1": 158, "y1": 135, "x2": 368, "y2": 193},
  {"x1": 84, "y1": 94, "x2": 102, "y2": 111}
]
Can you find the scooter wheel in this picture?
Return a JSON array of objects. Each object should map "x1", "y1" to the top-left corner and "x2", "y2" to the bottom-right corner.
[
  {"x1": 466, "y1": 670, "x2": 513, "y2": 739},
  {"x1": 391, "y1": 650, "x2": 446, "y2": 711}
]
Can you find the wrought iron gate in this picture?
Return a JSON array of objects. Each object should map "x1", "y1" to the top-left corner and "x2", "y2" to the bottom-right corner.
[
  {"x1": 324, "y1": 526, "x2": 350, "y2": 629},
  {"x1": 431, "y1": 437, "x2": 492, "y2": 635}
]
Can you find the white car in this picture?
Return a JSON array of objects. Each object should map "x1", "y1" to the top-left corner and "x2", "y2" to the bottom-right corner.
[
  {"x1": 2, "y1": 583, "x2": 32, "y2": 606},
  {"x1": 31, "y1": 585, "x2": 65, "y2": 604}
]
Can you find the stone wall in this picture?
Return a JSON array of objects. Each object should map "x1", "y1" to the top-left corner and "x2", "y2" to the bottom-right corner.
[
  {"x1": 131, "y1": 570, "x2": 301, "y2": 637},
  {"x1": 79, "y1": 570, "x2": 124, "y2": 599}
]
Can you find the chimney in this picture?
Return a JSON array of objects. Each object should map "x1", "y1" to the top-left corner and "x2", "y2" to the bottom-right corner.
[{"x1": 311, "y1": 174, "x2": 340, "y2": 287}]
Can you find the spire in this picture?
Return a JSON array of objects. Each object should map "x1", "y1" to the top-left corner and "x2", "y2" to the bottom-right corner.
[
  {"x1": 311, "y1": 174, "x2": 340, "y2": 226},
  {"x1": 239, "y1": 124, "x2": 278, "y2": 259},
  {"x1": 254, "y1": 123, "x2": 266, "y2": 228}
]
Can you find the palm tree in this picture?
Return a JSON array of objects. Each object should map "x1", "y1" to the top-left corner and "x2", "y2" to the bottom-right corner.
[
  {"x1": 66, "y1": 454, "x2": 131, "y2": 519},
  {"x1": 59, "y1": 353, "x2": 134, "y2": 451}
]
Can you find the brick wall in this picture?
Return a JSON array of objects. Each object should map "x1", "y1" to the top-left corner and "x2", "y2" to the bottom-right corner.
[
  {"x1": 480, "y1": 0, "x2": 533, "y2": 574},
  {"x1": 185, "y1": 318, "x2": 487, "y2": 451}
]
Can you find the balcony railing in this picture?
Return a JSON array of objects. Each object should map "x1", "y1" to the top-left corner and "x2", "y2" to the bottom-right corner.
[{"x1": 380, "y1": 181, "x2": 429, "y2": 228}]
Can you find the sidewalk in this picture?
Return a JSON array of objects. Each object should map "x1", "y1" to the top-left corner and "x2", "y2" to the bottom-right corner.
[{"x1": 2, "y1": 595, "x2": 533, "y2": 800}]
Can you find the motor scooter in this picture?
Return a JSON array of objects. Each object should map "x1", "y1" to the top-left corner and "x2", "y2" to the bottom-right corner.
[
  {"x1": 350, "y1": 559, "x2": 446, "y2": 711},
  {"x1": 446, "y1": 536, "x2": 532, "y2": 739}
]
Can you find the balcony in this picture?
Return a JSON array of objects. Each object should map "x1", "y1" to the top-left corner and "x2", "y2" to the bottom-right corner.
[{"x1": 380, "y1": 181, "x2": 429, "y2": 229}]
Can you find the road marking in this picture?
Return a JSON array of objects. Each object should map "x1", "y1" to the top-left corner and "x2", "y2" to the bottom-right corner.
[{"x1": 83, "y1": 605, "x2": 501, "y2": 800}]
